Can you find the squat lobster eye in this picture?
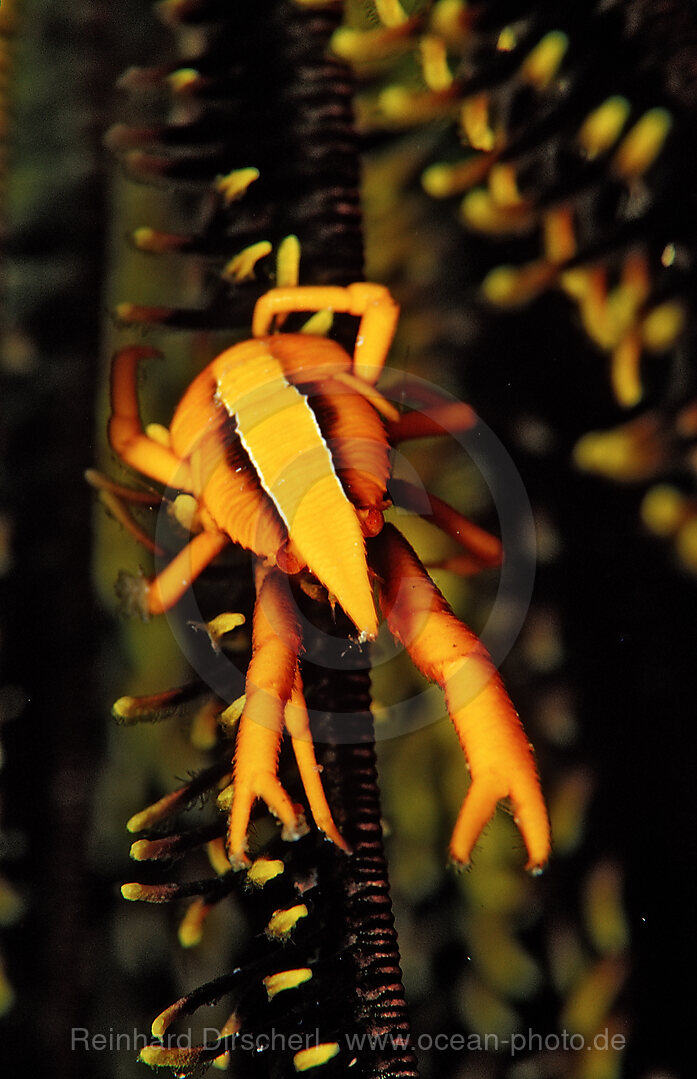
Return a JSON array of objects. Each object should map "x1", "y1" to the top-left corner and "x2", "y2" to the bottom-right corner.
[{"x1": 106, "y1": 282, "x2": 550, "y2": 871}]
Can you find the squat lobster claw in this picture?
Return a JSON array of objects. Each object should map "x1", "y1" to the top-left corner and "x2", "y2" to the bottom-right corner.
[{"x1": 107, "y1": 283, "x2": 550, "y2": 871}]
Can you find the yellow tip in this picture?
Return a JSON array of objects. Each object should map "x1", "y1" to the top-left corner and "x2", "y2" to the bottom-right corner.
[
  {"x1": 167, "y1": 67, "x2": 200, "y2": 93},
  {"x1": 132, "y1": 226, "x2": 185, "y2": 253},
  {"x1": 138, "y1": 1046, "x2": 163, "y2": 1066},
  {"x1": 207, "y1": 612, "x2": 245, "y2": 641},
  {"x1": 216, "y1": 167, "x2": 260, "y2": 204},
  {"x1": 144, "y1": 422, "x2": 171, "y2": 448},
  {"x1": 178, "y1": 899, "x2": 208, "y2": 948},
  {"x1": 422, "y1": 163, "x2": 457, "y2": 198},
  {"x1": 265, "y1": 904, "x2": 308, "y2": 941},
  {"x1": 151, "y1": 1001, "x2": 180, "y2": 1040},
  {"x1": 276, "y1": 234, "x2": 301, "y2": 288},
  {"x1": 129, "y1": 840, "x2": 150, "y2": 861},
  {"x1": 247, "y1": 858, "x2": 285, "y2": 888},
  {"x1": 497, "y1": 26, "x2": 518, "y2": 52},
  {"x1": 216, "y1": 782, "x2": 235, "y2": 811},
  {"x1": 263, "y1": 968, "x2": 312, "y2": 1000},
  {"x1": 460, "y1": 94, "x2": 496, "y2": 151},
  {"x1": 330, "y1": 28, "x2": 389, "y2": 63},
  {"x1": 661, "y1": 243, "x2": 676, "y2": 267},
  {"x1": 543, "y1": 208, "x2": 576, "y2": 264},
  {"x1": 640, "y1": 485, "x2": 686, "y2": 538},
  {"x1": 207, "y1": 837, "x2": 233, "y2": 876},
  {"x1": 126, "y1": 813, "x2": 147, "y2": 834},
  {"x1": 112, "y1": 696, "x2": 137, "y2": 721},
  {"x1": 293, "y1": 1044, "x2": 340, "y2": 1072},
  {"x1": 219, "y1": 695, "x2": 246, "y2": 732},
  {"x1": 121, "y1": 883, "x2": 144, "y2": 901},
  {"x1": 610, "y1": 334, "x2": 642, "y2": 408},
  {"x1": 573, "y1": 419, "x2": 664, "y2": 482},
  {"x1": 583, "y1": 861, "x2": 629, "y2": 956},
  {"x1": 461, "y1": 189, "x2": 532, "y2": 235},
  {"x1": 375, "y1": 0, "x2": 409, "y2": 28},
  {"x1": 419, "y1": 35, "x2": 453, "y2": 93},
  {"x1": 139, "y1": 1043, "x2": 204, "y2": 1070},
  {"x1": 641, "y1": 301, "x2": 685, "y2": 352},
  {"x1": 430, "y1": 1, "x2": 469, "y2": 47},
  {"x1": 482, "y1": 262, "x2": 554, "y2": 306},
  {"x1": 520, "y1": 30, "x2": 568, "y2": 89},
  {"x1": 488, "y1": 163, "x2": 524, "y2": 209},
  {"x1": 547, "y1": 769, "x2": 593, "y2": 853},
  {"x1": 577, "y1": 96, "x2": 630, "y2": 158},
  {"x1": 613, "y1": 108, "x2": 672, "y2": 180},
  {"x1": 223, "y1": 241, "x2": 273, "y2": 283},
  {"x1": 300, "y1": 309, "x2": 334, "y2": 336}
]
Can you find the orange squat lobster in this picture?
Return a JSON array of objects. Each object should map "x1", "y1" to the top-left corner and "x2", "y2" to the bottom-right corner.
[{"x1": 108, "y1": 283, "x2": 550, "y2": 872}]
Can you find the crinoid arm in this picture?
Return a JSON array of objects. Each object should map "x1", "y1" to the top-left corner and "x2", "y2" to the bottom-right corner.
[{"x1": 370, "y1": 524, "x2": 550, "y2": 872}]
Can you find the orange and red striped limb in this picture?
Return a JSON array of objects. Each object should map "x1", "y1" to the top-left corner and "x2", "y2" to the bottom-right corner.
[
  {"x1": 389, "y1": 478, "x2": 503, "y2": 569},
  {"x1": 92, "y1": 485, "x2": 164, "y2": 557},
  {"x1": 109, "y1": 346, "x2": 194, "y2": 490},
  {"x1": 385, "y1": 401, "x2": 477, "y2": 443},
  {"x1": 370, "y1": 524, "x2": 550, "y2": 871},
  {"x1": 85, "y1": 468, "x2": 162, "y2": 504},
  {"x1": 284, "y1": 668, "x2": 350, "y2": 853},
  {"x1": 252, "y1": 283, "x2": 400, "y2": 385},
  {"x1": 333, "y1": 370, "x2": 400, "y2": 422},
  {"x1": 227, "y1": 567, "x2": 308, "y2": 866},
  {"x1": 146, "y1": 529, "x2": 229, "y2": 615}
]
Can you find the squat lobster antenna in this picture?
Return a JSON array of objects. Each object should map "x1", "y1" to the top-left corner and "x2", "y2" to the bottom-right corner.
[{"x1": 252, "y1": 283, "x2": 400, "y2": 385}]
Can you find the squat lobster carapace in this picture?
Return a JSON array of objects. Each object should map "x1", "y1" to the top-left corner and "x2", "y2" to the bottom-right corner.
[{"x1": 107, "y1": 283, "x2": 550, "y2": 871}]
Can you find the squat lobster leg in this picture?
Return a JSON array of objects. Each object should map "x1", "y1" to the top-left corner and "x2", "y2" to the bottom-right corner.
[
  {"x1": 109, "y1": 346, "x2": 194, "y2": 490},
  {"x1": 252, "y1": 283, "x2": 400, "y2": 384},
  {"x1": 389, "y1": 478, "x2": 503, "y2": 570},
  {"x1": 226, "y1": 565, "x2": 346, "y2": 866},
  {"x1": 147, "y1": 530, "x2": 230, "y2": 616},
  {"x1": 104, "y1": 282, "x2": 549, "y2": 870},
  {"x1": 85, "y1": 469, "x2": 165, "y2": 557},
  {"x1": 370, "y1": 524, "x2": 550, "y2": 872},
  {"x1": 285, "y1": 668, "x2": 351, "y2": 854},
  {"x1": 385, "y1": 401, "x2": 478, "y2": 443}
]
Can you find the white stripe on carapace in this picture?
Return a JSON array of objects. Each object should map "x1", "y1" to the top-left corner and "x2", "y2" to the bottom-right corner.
[
  {"x1": 215, "y1": 351, "x2": 347, "y2": 528},
  {"x1": 214, "y1": 346, "x2": 377, "y2": 636},
  {"x1": 219, "y1": 368, "x2": 344, "y2": 530}
]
